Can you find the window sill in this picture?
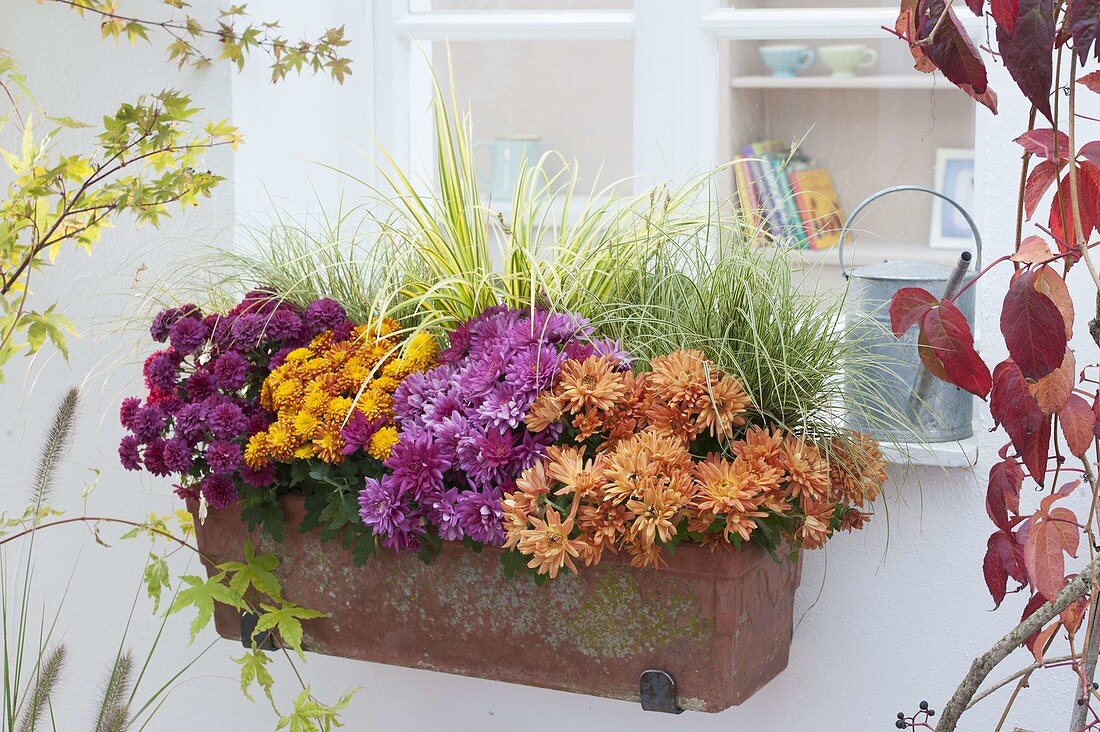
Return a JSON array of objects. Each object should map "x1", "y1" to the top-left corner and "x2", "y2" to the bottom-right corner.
[{"x1": 879, "y1": 436, "x2": 979, "y2": 469}]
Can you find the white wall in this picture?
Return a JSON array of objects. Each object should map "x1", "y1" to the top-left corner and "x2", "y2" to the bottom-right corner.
[{"x1": 2, "y1": 3, "x2": 1098, "y2": 731}]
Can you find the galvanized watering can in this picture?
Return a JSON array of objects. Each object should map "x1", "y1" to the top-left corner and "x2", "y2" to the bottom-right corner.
[{"x1": 840, "y1": 185, "x2": 981, "y2": 443}]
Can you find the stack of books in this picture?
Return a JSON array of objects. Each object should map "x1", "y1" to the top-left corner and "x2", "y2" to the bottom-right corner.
[{"x1": 732, "y1": 140, "x2": 844, "y2": 250}]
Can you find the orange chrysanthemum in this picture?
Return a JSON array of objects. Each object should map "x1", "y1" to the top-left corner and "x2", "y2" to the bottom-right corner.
[
  {"x1": 556, "y1": 357, "x2": 630, "y2": 414},
  {"x1": 780, "y1": 435, "x2": 830, "y2": 502},
  {"x1": 517, "y1": 506, "x2": 587, "y2": 579},
  {"x1": 828, "y1": 432, "x2": 887, "y2": 506}
]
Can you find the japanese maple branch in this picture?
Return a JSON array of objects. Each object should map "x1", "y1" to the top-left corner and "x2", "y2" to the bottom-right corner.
[{"x1": 935, "y1": 557, "x2": 1100, "y2": 731}]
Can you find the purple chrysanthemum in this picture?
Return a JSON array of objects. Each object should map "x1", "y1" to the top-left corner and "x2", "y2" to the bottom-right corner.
[
  {"x1": 504, "y1": 343, "x2": 564, "y2": 395},
  {"x1": 201, "y1": 474, "x2": 237, "y2": 509},
  {"x1": 457, "y1": 428, "x2": 519, "y2": 486},
  {"x1": 304, "y1": 298, "x2": 347, "y2": 335},
  {"x1": 119, "y1": 397, "x2": 142, "y2": 430},
  {"x1": 229, "y1": 313, "x2": 266, "y2": 349},
  {"x1": 205, "y1": 440, "x2": 242, "y2": 473},
  {"x1": 143, "y1": 350, "x2": 181, "y2": 392},
  {"x1": 456, "y1": 488, "x2": 505, "y2": 545},
  {"x1": 212, "y1": 351, "x2": 248, "y2": 390},
  {"x1": 131, "y1": 404, "x2": 167, "y2": 442},
  {"x1": 591, "y1": 337, "x2": 635, "y2": 370},
  {"x1": 162, "y1": 437, "x2": 193, "y2": 473},
  {"x1": 118, "y1": 435, "x2": 142, "y2": 471},
  {"x1": 239, "y1": 463, "x2": 275, "y2": 489},
  {"x1": 385, "y1": 431, "x2": 446, "y2": 502},
  {"x1": 150, "y1": 305, "x2": 200, "y2": 343},
  {"x1": 426, "y1": 487, "x2": 464, "y2": 542},
  {"x1": 168, "y1": 317, "x2": 209, "y2": 354},
  {"x1": 172, "y1": 402, "x2": 206, "y2": 442},
  {"x1": 207, "y1": 402, "x2": 247, "y2": 440},
  {"x1": 142, "y1": 438, "x2": 170, "y2": 477},
  {"x1": 476, "y1": 384, "x2": 530, "y2": 431},
  {"x1": 358, "y1": 476, "x2": 423, "y2": 550},
  {"x1": 265, "y1": 308, "x2": 304, "y2": 341},
  {"x1": 438, "y1": 321, "x2": 471, "y2": 365},
  {"x1": 185, "y1": 370, "x2": 216, "y2": 401},
  {"x1": 341, "y1": 411, "x2": 384, "y2": 456}
]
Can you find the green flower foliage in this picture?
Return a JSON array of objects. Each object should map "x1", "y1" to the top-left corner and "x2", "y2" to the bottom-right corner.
[
  {"x1": 49, "y1": 0, "x2": 353, "y2": 84},
  {"x1": 0, "y1": 53, "x2": 240, "y2": 380}
]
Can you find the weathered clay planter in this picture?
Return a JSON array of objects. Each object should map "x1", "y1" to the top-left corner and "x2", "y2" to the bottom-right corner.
[{"x1": 192, "y1": 493, "x2": 801, "y2": 713}]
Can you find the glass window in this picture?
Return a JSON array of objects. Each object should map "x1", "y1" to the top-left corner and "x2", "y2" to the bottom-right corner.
[{"x1": 431, "y1": 39, "x2": 634, "y2": 198}]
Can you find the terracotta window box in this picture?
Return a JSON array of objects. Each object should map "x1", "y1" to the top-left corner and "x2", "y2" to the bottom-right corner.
[{"x1": 192, "y1": 493, "x2": 801, "y2": 713}]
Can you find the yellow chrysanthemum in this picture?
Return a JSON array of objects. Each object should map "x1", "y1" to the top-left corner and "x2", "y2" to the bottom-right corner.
[
  {"x1": 293, "y1": 410, "x2": 321, "y2": 439},
  {"x1": 271, "y1": 379, "x2": 303, "y2": 412},
  {"x1": 284, "y1": 347, "x2": 312, "y2": 363},
  {"x1": 313, "y1": 423, "x2": 345, "y2": 464},
  {"x1": 243, "y1": 433, "x2": 269, "y2": 470},
  {"x1": 252, "y1": 314, "x2": 436, "y2": 465},
  {"x1": 368, "y1": 425, "x2": 400, "y2": 461},
  {"x1": 265, "y1": 421, "x2": 297, "y2": 461}
]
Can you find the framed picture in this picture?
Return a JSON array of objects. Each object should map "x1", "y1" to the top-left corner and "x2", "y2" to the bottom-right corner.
[{"x1": 929, "y1": 148, "x2": 976, "y2": 249}]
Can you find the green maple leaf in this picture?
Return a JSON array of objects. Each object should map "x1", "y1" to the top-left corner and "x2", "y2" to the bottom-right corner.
[
  {"x1": 253, "y1": 601, "x2": 325, "y2": 657},
  {"x1": 218, "y1": 539, "x2": 282, "y2": 601},
  {"x1": 234, "y1": 648, "x2": 274, "y2": 702},
  {"x1": 167, "y1": 573, "x2": 244, "y2": 642},
  {"x1": 276, "y1": 688, "x2": 355, "y2": 732}
]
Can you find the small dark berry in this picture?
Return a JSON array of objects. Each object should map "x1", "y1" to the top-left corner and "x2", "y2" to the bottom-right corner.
[
  {"x1": 919, "y1": 701, "x2": 929, "y2": 711},
  {"x1": 896, "y1": 721, "x2": 907, "y2": 729},
  {"x1": 897, "y1": 713, "x2": 905, "y2": 719},
  {"x1": 1079, "y1": 698, "x2": 1086, "y2": 706},
  {"x1": 928, "y1": 710, "x2": 935, "y2": 717},
  {"x1": 1093, "y1": 682, "x2": 1098, "y2": 690}
]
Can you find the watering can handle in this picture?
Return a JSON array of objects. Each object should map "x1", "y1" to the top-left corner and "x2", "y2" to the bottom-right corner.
[{"x1": 838, "y1": 184, "x2": 982, "y2": 279}]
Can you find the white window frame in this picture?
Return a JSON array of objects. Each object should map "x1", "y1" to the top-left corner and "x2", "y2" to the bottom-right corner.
[{"x1": 370, "y1": 1, "x2": 985, "y2": 194}]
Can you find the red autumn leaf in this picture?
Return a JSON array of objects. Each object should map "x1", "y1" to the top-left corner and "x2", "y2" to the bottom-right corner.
[
  {"x1": 1028, "y1": 618, "x2": 1061, "y2": 662},
  {"x1": 1024, "y1": 162, "x2": 1058, "y2": 219},
  {"x1": 917, "y1": 328, "x2": 952, "y2": 382},
  {"x1": 1000, "y1": 269, "x2": 1068, "y2": 380},
  {"x1": 1060, "y1": 393, "x2": 1096, "y2": 456},
  {"x1": 1032, "y1": 264, "x2": 1074, "y2": 338},
  {"x1": 1081, "y1": 141, "x2": 1100, "y2": 167},
  {"x1": 920, "y1": 301, "x2": 993, "y2": 397},
  {"x1": 1050, "y1": 163, "x2": 1100, "y2": 249},
  {"x1": 1069, "y1": 0, "x2": 1100, "y2": 64},
  {"x1": 1048, "y1": 507, "x2": 1081, "y2": 558},
  {"x1": 1020, "y1": 415, "x2": 1052, "y2": 486},
  {"x1": 1062, "y1": 593, "x2": 1089, "y2": 634},
  {"x1": 1025, "y1": 517, "x2": 1070, "y2": 599},
  {"x1": 890, "y1": 287, "x2": 939, "y2": 337},
  {"x1": 1015, "y1": 129, "x2": 1071, "y2": 162},
  {"x1": 992, "y1": 0, "x2": 1021, "y2": 34},
  {"x1": 965, "y1": 0, "x2": 985, "y2": 13},
  {"x1": 986, "y1": 459, "x2": 1025, "y2": 532},
  {"x1": 1012, "y1": 235, "x2": 1054, "y2": 263},
  {"x1": 1081, "y1": 70, "x2": 1100, "y2": 93},
  {"x1": 991, "y1": 360, "x2": 1050, "y2": 482},
  {"x1": 919, "y1": 0, "x2": 999, "y2": 112},
  {"x1": 984, "y1": 533, "x2": 1011, "y2": 607},
  {"x1": 997, "y1": 0, "x2": 1056, "y2": 122},
  {"x1": 1093, "y1": 391, "x2": 1100, "y2": 438},
  {"x1": 1029, "y1": 349, "x2": 1075, "y2": 413}
]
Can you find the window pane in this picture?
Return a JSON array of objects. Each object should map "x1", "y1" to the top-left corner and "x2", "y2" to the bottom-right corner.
[
  {"x1": 718, "y1": 37, "x2": 975, "y2": 292},
  {"x1": 432, "y1": 40, "x2": 634, "y2": 197},
  {"x1": 428, "y1": 0, "x2": 631, "y2": 10}
]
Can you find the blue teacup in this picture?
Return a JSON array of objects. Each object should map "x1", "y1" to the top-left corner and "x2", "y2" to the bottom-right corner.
[{"x1": 759, "y1": 45, "x2": 815, "y2": 78}]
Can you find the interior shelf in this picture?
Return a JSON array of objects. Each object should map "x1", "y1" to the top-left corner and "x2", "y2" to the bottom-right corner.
[{"x1": 730, "y1": 74, "x2": 950, "y2": 90}]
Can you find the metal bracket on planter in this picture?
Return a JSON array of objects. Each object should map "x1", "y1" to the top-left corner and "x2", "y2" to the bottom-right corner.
[
  {"x1": 240, "y1": 611, "x2": 278, "y2": 651},
  {"x1": 639, "y1": 669, "x2": 684, "y2": 714}
]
